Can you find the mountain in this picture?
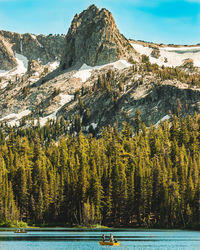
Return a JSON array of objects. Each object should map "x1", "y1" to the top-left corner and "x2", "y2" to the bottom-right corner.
[
  {"x1": 61, "y1": 4, "x2": 137, "y2": 69},
  {"x1": 0, "y1": 5, "x2": 200, "y2": 230},
  {"x1": 0, "y1": 5, "x2": 199, "y2": 136},
  {"x1": 0, "y1": 34, "x2": 17, "y2": 71},
  {"x1": 130, "y1": 40, "x2": 200, "y2": 68},
  {"x1": 0, "y1": 30, "x2": 65, "y2": 71}
]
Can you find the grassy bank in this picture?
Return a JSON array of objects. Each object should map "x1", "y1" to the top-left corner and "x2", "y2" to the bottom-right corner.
[
  {"x1": 0, "y1": 220, "x2": 28, "y2": 228},
  {"x1": 0, "y1": 220, "x2": 199, "y2": 231}
]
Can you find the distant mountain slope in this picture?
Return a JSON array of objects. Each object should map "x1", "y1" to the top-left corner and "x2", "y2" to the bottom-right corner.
[
  {"x1": 130, "y1": 40, "x2": 200, "y2": 68},
  {"x1": 0, "y1": 34, "x2": 17, "y2": 71},
  {"x1": 0, "y1": 30, "x2": 65, "y2": 71},
  {"x1": 0, "y1": 5, "x2": 199, "y2": 135}
]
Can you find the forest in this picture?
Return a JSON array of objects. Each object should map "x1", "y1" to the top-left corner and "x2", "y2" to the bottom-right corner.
[{"x1": 0, "y1": 112, "x2": 199, "y2": 229}]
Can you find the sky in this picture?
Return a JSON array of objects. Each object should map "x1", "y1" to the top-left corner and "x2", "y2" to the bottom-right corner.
[{"x1": 0, "y1": 0, "x2": 200, "y2": 44}]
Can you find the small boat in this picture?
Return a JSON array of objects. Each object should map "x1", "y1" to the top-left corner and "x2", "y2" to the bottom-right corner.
[
  {"x1": 99, "y1": 241, "x2": 120, "y2": 246},
  {"x1": 14, "y1": 229, "x2": 27, "y2": 233}
]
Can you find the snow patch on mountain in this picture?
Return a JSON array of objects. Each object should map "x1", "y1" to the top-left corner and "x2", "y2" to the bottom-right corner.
[
  {"x1": 0, "y1": 53, "x2": 28, "y2": 77},
  {"x1": 59, "y1": 94, "x2": 73, "y2": 106},
  {"x1": 15, "y1": 53, "x2": 28, "y2": 74},
  {"x1": 155, "y1": 115, "x2": 171, "y2": 127},
  {"x1": 47, "y1": 61, "x2": 60, "y2": 71},
  {"x1": 39, "y1": 111, "x2": 57, "y2": 127},
  {"x1": 0, "y1": 110, "x2": 31, "y2": 126},
  {"x1": 73, "y1": 60, "x2": 132, "y2": 82},
  {"x1": 91, "y1": 122, "x2": 98, "y2": 129},
  {"x1": 161, "y1": 46, "x2": 200, "y2": 52},
  {"x1": 113, "y1": 60, "x2": 132, "y2": 70},
  {"x1": 131, "y1": 43, "x2": 200, "y2": 67},
  {"x1": 73, "y1": 64, "x2": 92, "y2": 82}
]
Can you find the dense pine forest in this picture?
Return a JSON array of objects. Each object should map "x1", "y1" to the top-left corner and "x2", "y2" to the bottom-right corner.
[{"x1": 0, "y1": 113, "x2": 200, "y2": 229}]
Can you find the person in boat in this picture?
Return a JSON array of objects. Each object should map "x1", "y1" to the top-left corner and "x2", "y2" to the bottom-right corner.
[
  {"x1": 102, "y1": 234, "x2": 106, "y2": 242},
  {"x1": 110, "y1": 234, "x2": 114, "y2": 242}
]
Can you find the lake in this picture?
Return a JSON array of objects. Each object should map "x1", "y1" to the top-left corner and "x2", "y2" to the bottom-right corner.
[{"x1": 0, "y1": 228, "x2": 200, "y2": 250}]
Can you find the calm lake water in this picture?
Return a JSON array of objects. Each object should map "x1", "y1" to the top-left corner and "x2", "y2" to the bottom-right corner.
[{"x1": 0, "y1": 228, "x2": 200, "y2": 250}]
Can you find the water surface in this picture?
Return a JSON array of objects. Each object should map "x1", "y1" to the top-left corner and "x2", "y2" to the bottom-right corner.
[{"x1": 0, "y1": 228, "x2": 200, "y2": 250}]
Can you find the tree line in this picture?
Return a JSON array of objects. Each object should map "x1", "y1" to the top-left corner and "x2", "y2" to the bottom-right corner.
[{"x1": 0, "y1": 113, "x2": 200, "y2": 228}]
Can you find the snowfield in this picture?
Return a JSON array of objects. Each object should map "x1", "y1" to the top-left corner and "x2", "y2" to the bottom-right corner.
[
  {"x1": 160, "y1": 46, "x2": 200, "y2": 51},
  {"x1": 0, "y1": 53, "x2": 28, "y2": 77},
  {"x1": 15, "y1": 53, "x2": 28, "y2": 74},
  {"x1": 73, "y1": 64, "x2": 92, "y2": 82},
  {"x1": 0, "y1": 110, "x2": 31, "y2": 126},
  {"x1": 47, "y1": 61, "x2": 59, "y2": 71},
  {"x1": 155, "y1": 115, "x2": 171, "y2": 127},
  {"x1": 131, "y1": 43, "x2": 200, "y2": 67},
  {"x1": 59, "y1": 94, "x2": 73, "y2": 106},
  {"x1": 73, "y1": 60, "x2": 132, "y2": 83}
]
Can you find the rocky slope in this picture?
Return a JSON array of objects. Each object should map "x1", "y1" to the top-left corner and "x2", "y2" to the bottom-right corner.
[
  {"x1": 0, "y1": 30, "x2": 65, "y2": 71},
  {"x1": 61, "y1": 5, "x2": 137, "y2": 69},
  {"x1": 0, "y1": 34, "x2": 17, "y2": 71},
  {"x1": 0, "y1": 5, "x2": 199, "y2": 135}
]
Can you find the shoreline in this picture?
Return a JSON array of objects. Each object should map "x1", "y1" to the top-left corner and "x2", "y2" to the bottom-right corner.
[{"x1": 0, "y1": 225, "x2": 199, "y2": 231}]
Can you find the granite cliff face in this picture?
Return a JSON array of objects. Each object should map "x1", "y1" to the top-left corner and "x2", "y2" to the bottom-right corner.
[
  {"x1": 0, "y1": 34, "x2": 17, "y2": 71},
  {"x1": 0, "y1": 30, "x2": 65, "y2": 71},
  {"x1": 61, "y1": 5, "x2": 137, "y2": 69}
]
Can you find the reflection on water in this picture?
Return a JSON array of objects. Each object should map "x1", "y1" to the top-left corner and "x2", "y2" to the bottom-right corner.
[{"x1": 0, "y1": 229, "x2": 200, "y2": 250}]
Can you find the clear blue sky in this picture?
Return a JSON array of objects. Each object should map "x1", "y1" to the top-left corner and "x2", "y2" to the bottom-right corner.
[{"x1": 0, "y1": 0, "x2": 200, "y2": 44}]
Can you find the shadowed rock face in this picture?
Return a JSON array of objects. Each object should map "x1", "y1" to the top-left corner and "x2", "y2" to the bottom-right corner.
[
  {"x1": 61, "y1": 5, "x2": 137, "y2": 69},
  {"x1": 0, "y1": 36, "x2": 17, "y2": 71}
]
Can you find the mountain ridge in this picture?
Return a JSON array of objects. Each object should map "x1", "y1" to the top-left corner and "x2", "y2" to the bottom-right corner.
[
  {"x1": 0, "y1": 30, "x2": 65, "y2": 71},
  {"x1": 0, "y1": 5, "x2": 199, "y2": 135}
]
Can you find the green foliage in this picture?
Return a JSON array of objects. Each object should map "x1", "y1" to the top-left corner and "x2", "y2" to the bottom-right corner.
[
  {"x1": 0, "y1": 114, "x2": 199, "y2": 228},
  {"x1": 128, "y1": 56, "x2": 137, "y2": 64},
  {"x1": 0, "y1": 220, "x2": 28, "y2": 228},
  {"x1": 142, "y1": 54, "x2": 150, "y2": 63},
  {"x1": 134, "y1": 56, "x2": 200, "y2": 88},
  {"x1": 52, "y1": 88, "x2": 61, "y2": 98}
]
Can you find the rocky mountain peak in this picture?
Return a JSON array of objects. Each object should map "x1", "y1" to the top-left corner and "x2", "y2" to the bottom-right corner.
[{"x1": 61, "y1": 5, "x2": 137, "y2": 69}]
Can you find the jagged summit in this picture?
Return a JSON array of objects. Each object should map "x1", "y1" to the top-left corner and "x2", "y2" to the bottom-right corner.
[{"x1": 61, "y1": 5, "x2": 137, "y2": 69}]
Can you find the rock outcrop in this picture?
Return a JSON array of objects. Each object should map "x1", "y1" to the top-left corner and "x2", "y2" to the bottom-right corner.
[
  {"x1": 151, "y1": 48, "x2": 160, "y2": 59},
  {"x1": 0, "y1": 30, "x2": 65, "y2": 70},
  {"x1": 0, "y1": 35, "x2": 17, "y2": 70},
  {"x1": 61, "y1": 5, "x2": 137, "y2": 69},
  {"x1": 27, "y1": 60, "x2": 42, "y2": 74}
]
